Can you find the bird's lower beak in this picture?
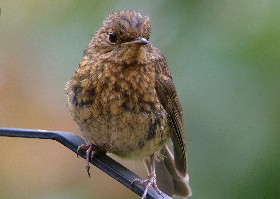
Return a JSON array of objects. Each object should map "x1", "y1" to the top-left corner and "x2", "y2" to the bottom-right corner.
[{"x1": 124, "y1": 37, "x2": 148, "y2": 45}]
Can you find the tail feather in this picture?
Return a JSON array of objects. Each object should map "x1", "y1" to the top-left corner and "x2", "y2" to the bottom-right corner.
[{"x1": 144, "y1": 145, "x2": 192, "y2": 197}]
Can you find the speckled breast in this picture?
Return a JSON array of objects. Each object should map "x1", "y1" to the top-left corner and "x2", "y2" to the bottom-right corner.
[{"x1": 66, "y1": 57, "x2": 171, "y2": 160}]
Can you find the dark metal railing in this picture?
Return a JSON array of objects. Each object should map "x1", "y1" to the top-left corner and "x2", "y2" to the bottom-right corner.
[{"x1": 0, "y1": 127, "x2": 171, "y2": 199}]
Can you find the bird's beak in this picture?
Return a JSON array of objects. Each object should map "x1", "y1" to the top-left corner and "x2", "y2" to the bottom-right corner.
[{"x1": 124, "y1": 37, "x2": 148, "y2": 45}]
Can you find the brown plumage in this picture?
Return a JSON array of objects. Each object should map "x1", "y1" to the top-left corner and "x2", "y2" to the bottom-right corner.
[{"x1": 66, "y1": 10, "x2": 191, "y2": 198}]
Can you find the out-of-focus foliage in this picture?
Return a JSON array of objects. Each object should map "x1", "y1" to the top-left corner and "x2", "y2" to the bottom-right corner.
[{"x1": 1, "y1": 1, "x2": 279, "y2": 198}]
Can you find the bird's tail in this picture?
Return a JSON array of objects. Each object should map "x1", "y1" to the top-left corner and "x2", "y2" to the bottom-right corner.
[{"x1": 144, "y1": 145, "x2": 192, "y2": 198}]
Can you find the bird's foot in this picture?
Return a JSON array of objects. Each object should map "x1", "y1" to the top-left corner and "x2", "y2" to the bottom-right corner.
[
  {"x1": 77, "y1": 144, "x2": 97, "y2": 177},
  {"x1": 134, "y1": 172, "x2": 162, "y2": 199}
]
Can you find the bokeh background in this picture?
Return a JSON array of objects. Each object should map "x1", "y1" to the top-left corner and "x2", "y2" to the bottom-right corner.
[{"x1": 1, "y1": 1, "x2": 280, "y2": 198}]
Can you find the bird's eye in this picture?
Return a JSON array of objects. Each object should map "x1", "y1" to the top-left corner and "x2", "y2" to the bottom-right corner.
[{"x1": 109, "y1": 32, "x2": 118, "y2": 43}]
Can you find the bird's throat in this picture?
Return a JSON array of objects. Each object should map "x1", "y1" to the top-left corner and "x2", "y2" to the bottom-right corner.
[{"x1": 120, "y1": 46, "x2": 148, "y2": 65}]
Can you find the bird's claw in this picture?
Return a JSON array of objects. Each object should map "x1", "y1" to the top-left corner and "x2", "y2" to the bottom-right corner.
[
  {"x1": 134, "y1": 172, "x2": 162, "y2": 199},
  {"x1": 76, "y1": 144, "x2": 96, "y2": 177}
]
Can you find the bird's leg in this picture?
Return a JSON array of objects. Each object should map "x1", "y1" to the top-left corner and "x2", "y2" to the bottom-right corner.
[
  {"x1": 134, "y1": 154, "x2": 162, "y2": 199},
  {"x1": 77, "y1": 144, "x2": 97, "y2": 177}
]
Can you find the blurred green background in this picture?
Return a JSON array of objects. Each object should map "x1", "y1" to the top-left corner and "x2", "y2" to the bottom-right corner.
[{"x1": 1, "y1": 1, "x2": 280, "y2": 198}]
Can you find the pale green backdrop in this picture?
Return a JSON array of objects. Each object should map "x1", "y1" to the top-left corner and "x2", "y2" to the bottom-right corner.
[{"x1": 1, "y1": 1, "x2": 279, "y2": 198}]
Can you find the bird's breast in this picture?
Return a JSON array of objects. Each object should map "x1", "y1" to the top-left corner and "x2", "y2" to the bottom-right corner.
[
  {"x1": 92, "y1": 61, "x2": 161, "y2": 115},
  {"x1": 67, "y1": 58, "x2": 170, "y2": 159}
]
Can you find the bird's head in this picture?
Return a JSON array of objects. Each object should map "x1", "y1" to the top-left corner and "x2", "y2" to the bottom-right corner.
[{"x1": 88, "y1": 10, "x2": 152, "y2": 65}]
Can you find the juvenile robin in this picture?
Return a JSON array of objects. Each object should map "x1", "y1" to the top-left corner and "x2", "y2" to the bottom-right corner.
[{"x1": 66, "y1": 10, "x2": 191, "y2": 198}]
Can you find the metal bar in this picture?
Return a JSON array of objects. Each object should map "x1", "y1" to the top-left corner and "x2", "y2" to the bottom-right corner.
[{"x1": 0, "y1": 127, "x2": 171, "y2": 199}]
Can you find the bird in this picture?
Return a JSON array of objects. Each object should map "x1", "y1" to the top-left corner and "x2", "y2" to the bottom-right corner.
[{"x1": 66, "y1": 10, "x2": 191, "y2": 198}]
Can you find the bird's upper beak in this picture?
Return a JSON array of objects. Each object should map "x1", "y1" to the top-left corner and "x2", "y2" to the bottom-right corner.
[{"x1": 124, "y1": 37, "x2": 148, "y2": 45}]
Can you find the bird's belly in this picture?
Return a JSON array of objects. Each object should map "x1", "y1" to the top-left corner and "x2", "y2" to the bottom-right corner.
[{"x1": 78, "y1": 110, "x2": 170, "y2": 160}]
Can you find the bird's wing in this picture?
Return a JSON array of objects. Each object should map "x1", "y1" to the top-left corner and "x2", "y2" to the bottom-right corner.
[{"x1": 153, "y1": 50, "x2": 187, "y2": 177}]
